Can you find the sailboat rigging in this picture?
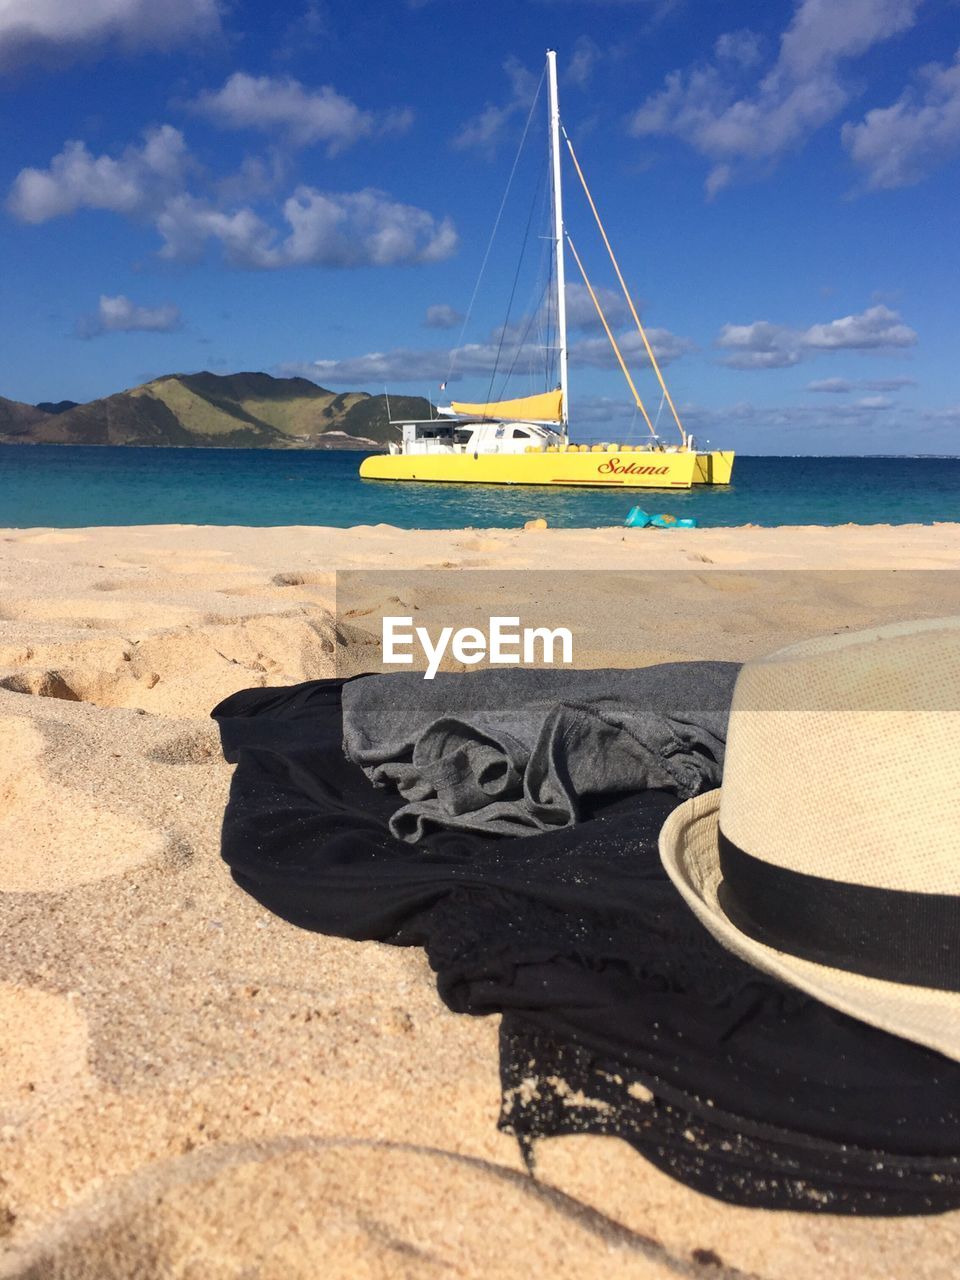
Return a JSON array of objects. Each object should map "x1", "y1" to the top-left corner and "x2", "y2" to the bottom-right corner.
[{"x1": 360, "y1": 49, "x2": 734, "y2": 490}]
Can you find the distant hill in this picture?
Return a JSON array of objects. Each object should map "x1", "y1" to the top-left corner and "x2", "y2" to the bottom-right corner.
[
  {"x1": 36, "y1": 400, "x2": 79, "y2": 415},
  {"x1": 0, "y1": 372, "x2": 432, "y2": 450}
]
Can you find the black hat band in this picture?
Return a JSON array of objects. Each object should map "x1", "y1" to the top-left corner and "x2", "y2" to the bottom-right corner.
[{"x1": 717, "y1": 829, "x2": 960, "y2": 993}]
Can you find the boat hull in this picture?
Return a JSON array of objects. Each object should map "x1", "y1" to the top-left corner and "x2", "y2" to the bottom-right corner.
[
  {"x1": 359, "y1": 450, "x2": 733, "y2": 489},
  {"x1": 693, "y1": 450, "x2": 735, "y2": 485}
]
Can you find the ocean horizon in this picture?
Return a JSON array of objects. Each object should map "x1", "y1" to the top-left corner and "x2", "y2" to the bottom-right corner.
[{"x1": 3, "y1": 444, "x2": 959, "y2": 530}]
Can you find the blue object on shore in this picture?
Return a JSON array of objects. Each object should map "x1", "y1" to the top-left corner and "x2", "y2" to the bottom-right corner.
[
  {"x1": 625, "y1": 506, "x2": 651, "y2": 527},
  {"x1": 626, "y1": 508, "x2": 699, "y2": 529}
]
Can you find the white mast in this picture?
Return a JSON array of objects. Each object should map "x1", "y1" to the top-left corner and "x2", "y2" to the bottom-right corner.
[{"x1": 546, "y1": 49, "x2": 568, "y2": 433}]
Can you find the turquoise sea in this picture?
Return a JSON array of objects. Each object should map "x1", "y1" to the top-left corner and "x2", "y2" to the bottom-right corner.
[{"x1": 2, "y1": 444, "x2": 959, "y2": 529}]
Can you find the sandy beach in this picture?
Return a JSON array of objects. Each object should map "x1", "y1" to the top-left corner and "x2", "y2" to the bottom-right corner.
[{"x1": 2, "y1": 520, "x2": 960, "y2": 1279}]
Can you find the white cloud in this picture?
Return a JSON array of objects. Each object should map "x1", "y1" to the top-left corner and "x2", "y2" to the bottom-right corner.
[
  {"x1": 282, "y1": 320, "x2": 691, "y2": 388},
  {"x1": 154, "y1": 196, "x2": 272, "y2": 265},
  {"x1": 156, "y1": 187, "x2": 458, "y2": 269},
  {"x1": 807, "y1": 375, "x2": 916, "y2": 392},
  {"x1": 715, "y1": 320, "x2": 803, "y2": 369},
  {"x1": 865, "y1": 376, "x2": 917, "y2": 391},
  {"x1": 718, "y1": 304, "x2": 917, "y2": 369},
  {"x1": 802, "y1": 304, "x2": 917, "y2": 350},
  {"x1": 282, "y1": 336, "x2": 540, "y2": 387},
  {"x1": 77, "y1": 294, "x2": 181, "y2": 338},
  {"x1": 6, "y1": 125, "x2": 189, "y2": 223},
  {"x1": 278, "y1": 188, "x2": 456, "y2": 268},
  {"x1": 214, "y1": 151, "x2": 290, "y2": 204},
  {"x1": 189, "y1": 73, "x2": 413, "y2": 153},
  {"x1": 720, "y1": 349, "x2": 804, "y2": 371},
  {"x1": 629, "y1": 0, "x2": 921, "y2": 194},
  {"x1": 0, "y1": 0, "x2": 221, "y2": 68},
  {"x1": 570, "y1": 325, "x2": 693, "y2": 369},
  {"x1": 842, "y1": 49, "x2": 960, "y2": 190},
  {"x1": 807, "y1": 377, "x2": 853, "y2": 392},
  {"x1": 856, "y1": 394, "x2": 892, "y2": 409},
  {"x1": 8, "y1": 127, "x2": 458, "y2": 271},
  {"x1": 453, "y1": 57, "x2": 539, "y2": 154},
  {"x1": 563, "y1": 282, "x2": 630, "y2": 331},
  {"x1": 714, "y1": 30, "x2": 763, "y2": 69},
  {"x1": 777, "y1": 0, "x2": 917, "y2": 78},
  {"x1": 424, "y1": 304, "x2": 463, "y2": 330},
  {"x1": 509, "y1": 282, "x2": 631, "y2": 337},
  {"x1": 567, "y1": 36, "x2": 600, "y2": 88}
]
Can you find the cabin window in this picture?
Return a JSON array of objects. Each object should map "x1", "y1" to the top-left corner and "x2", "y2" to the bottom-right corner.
[{"x1": 512, "y1": 429, "x2": 531, "y2": 439}]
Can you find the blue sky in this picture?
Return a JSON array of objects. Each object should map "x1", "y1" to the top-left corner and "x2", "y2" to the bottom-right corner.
[{"x1": 1, "y1": 0, "x2": 959, "y2": 454}]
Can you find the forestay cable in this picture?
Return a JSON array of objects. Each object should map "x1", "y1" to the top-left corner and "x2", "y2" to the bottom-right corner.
[
  {"x1": 561, "y1": 125, "x2": 688, "y2": 449},
  {"x1": 565, "y1": 232, "x2": 656, "y2": 438}
]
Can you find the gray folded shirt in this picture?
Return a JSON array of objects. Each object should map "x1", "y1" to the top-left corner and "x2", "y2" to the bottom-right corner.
[{"x1": 342, "y1": 664, "x2": 740, "y2": 842}]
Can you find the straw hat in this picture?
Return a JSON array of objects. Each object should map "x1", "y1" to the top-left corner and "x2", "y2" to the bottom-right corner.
[{"x1": 659, "y1": 616, "x2": 960, "y2": 1063}]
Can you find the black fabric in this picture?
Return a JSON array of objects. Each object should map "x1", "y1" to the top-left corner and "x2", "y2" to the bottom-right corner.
[
  {"x1": 718, "y1": 828, "x2": 960, "y2": 992},
  {"x1": 213, "y1": 677, "x2": 960, "y2": 1215}
]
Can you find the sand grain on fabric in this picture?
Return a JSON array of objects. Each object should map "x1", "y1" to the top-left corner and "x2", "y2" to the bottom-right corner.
[{"x1": 0, "y1": 521, "x2": 959, "y2": 1279}]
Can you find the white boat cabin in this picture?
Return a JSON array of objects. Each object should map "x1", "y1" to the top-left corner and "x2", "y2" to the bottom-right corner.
[{"x1": 388, "y1": 418, "x2": 563, "y2": 457}]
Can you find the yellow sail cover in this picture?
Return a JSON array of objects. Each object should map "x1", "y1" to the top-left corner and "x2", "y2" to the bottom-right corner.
[{"x1": 449, "y1": 390, "x2": 563, "y2": 422}]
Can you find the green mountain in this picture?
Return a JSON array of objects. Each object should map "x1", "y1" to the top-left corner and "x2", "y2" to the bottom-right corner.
[{"x1": 0, "y1": 372, "x2": 431, "y2": 450}]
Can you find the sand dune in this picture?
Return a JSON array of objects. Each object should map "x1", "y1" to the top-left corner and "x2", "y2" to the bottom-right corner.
[{"x1": 2, "y1": 522, "x2": 959, "y2": 1278}]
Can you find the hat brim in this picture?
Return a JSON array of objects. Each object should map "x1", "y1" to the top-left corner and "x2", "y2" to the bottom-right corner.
[{"x1": 659, "y1": 792, "x2": 960, "y2": 1065}]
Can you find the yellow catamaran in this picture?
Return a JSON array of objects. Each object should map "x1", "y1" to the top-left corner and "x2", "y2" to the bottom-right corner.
[{"x1": 361, "y1": 50, "x2": 733, "y2": 490}]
